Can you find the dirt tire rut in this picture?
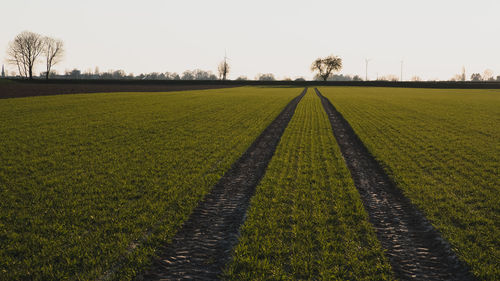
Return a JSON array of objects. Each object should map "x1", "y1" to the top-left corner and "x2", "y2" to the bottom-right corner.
[
  {"x1": 315, "y1": 88, "x2": 475, "y2": 281},
  {"x1": 136, "y1": 88, "x2": 307, "y2": 280}
]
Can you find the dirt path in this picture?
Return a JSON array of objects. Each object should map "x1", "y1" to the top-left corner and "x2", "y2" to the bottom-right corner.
[
  {"x1": 315, "y1": 88, "x2": 475, "y2": 281},
  {"x1": 136, "y1": 88, "x2": 307, "y2": 280}
]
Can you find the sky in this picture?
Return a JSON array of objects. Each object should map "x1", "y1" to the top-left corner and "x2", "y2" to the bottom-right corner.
[{"x1": 1, "y1": 0, "x2": 499, "y2": 80}]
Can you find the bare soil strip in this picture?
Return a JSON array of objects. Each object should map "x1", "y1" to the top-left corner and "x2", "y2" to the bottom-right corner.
[
  {"x1": 135, "y1": 88, "x2": 306, "y2": 280},
  {"x1": 0, "y1": 83, "x2": 237, "y2": 99},
  {"x1": 315, "y1": 88, "x2": 475, "y2": 281}
]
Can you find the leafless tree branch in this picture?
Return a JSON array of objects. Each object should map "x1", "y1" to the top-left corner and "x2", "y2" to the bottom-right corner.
[
  {"x1": 6, "y1": 31, "x2": 44, "y2": 79},
  {"x1": 218, "y1": 60, "x2": 230, "y2": 81},
  {"x1": 44, "y1": 37, "x2": 64, "y2": 80}
]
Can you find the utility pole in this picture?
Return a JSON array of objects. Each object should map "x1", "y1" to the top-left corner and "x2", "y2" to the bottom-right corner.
[
  {"x1": 400, "y1": 60, "x2": 404, "y2": 81},
  {"x1": 365, "y1": 58, "x2": 371, "y2": 81}
]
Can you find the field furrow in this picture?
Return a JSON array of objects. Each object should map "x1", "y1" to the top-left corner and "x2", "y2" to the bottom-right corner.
[
  {"x1": 137, "y1": 88, "x2": 306, "y2": 280},
  {"x1": 0, "y1": 87, "x2": 299, "y2": 280},
  {"x1": 316, "y1": 88, "x2": 474, "y2": 280},
  {"x1": 319, "y1": 87, "x2": 499, "y2": 280},
  {"x1": 224, "y1": 89, "x2": 393, "y2": 280}
]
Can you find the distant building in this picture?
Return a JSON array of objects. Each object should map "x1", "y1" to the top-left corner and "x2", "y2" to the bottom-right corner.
[{"x1": 1, "y1": 65, "x2": 5, "y2": 78}]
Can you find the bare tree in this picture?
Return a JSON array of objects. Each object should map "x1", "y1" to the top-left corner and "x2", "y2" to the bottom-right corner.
[
  {"x1": 43, "y1": 37, "x2": 64, "y2": 80},
  {"x1": 7, "y1": 42, "x2": 26, "y2": 78},
  {"x1": 470, "y1": 73, "x2": 482, "y2": 81},
  {"x1": 378, "y1": 74, "x2": 399, "y2": 82},
  {"x1": 460, "y1": 66, "x2": 466, "y2": 81},
  {"x1": 165, "y1": 72, "x2": 180, "y2": 80},
  {"x1": 483, "y1": 69, "x2": 494, "y2": 81},
  {"x1": 311, "y1": 55, "x2": 342, "y2": 81},
  {"x1": 256, "y1": 73, "x2": 275, "y2": 81},
  {"x1": 218, "y1": 59, "x2": 230, "y2": 80},
  {"x1": 181, "y1": 70, "x2": 194, "y2": 80},
  {"x1": 352, "y1": 75, "x2": 362, "y2": 81},
  {"x1": 450, "y1": 74, "x2": 462, "y2": 81},
  {"x1": 6, "y1": 31, "x2": 45, "y2": 79}
]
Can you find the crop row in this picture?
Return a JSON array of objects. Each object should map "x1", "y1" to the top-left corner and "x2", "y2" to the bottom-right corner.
[
  {"x1": 319, "y1": 87, "x2": 500, "y2": 280},
  {"x1": 224, "y1": 89, "x2": 393, "y2": 280},
  {"x1": 0, "y1": 87, "x2": 299, "y2": 280}
]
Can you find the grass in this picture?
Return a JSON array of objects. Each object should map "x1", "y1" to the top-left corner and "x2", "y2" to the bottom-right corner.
[
  {"x1": 0, "y1": 78, "x2": 14, "y2": 84},
  {"x1": 319, "y1": 87, "x2": 500, "y2": 280},
  {"x1": 224, "y1": 89, "x2": 393, "y2": 280},
  {"x1": 0, "y1": 87, "x2": 299, "y2": 280}
]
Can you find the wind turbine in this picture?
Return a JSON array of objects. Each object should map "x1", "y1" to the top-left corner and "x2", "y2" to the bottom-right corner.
[
  {"x1": 365, "y1": 58, "x2": 371, "y2": 81},
  {"x1": 400, "y1": 59, "x2": 404, "y2": 81}
]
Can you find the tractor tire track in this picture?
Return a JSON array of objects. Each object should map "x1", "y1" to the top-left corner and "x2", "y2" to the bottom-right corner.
[
  {"x1": 136, "y1": 88, "x2": 307, "y2": 281},
  {"x1": 315, "y1": 88, "x2": 475, "y2": 281}
]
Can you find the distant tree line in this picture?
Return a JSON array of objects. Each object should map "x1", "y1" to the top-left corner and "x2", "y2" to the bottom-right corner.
[
  {"x1": 3, "y1": 67, "x2": 313, "y2": 81},
  {"x1": 5, "y1": 31, "x2": 498, "y2": 82},
  {"x1": 469, "y1": 70, "x2": 498, "y2": 81},
  {"x1": 315, "y1": 74, "x2": 363, "y2": 81},
  {"x1": 450, "y1": 67, "x2": 499, "y2": 82},
  {"x1": 375, "y1": 74, "x2": 399, "y2": 82},
  {"x1": 51, "y1": 69, "x2": 220, "y2": 80}
]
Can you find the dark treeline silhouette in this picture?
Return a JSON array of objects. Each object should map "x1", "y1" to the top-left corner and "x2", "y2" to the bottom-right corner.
[
  {"x1": 314, "y1": 74, "x2": 363, "y2": 81},
  {"x1": 255, "y1": 73, "x2": 276, "y2": 81},
  {"x1": 3, "y1": 68, "x2": 499, "y2": 83},
  {"x1": 4, "y1": 78, "x2": 500, "y2": 89}
]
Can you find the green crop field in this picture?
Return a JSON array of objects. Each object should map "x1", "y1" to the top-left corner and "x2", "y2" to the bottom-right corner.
[
  {"x1": 1, "y1": 85, "x2": 498, "y2": 280},
  {"x1": 224, "y1": 89, "x2": 393, "y2": 280},
  {"x1": 0, "y1": 87, "x2": 299, "y2": 280},
  {"x1": 319, "y1": 87, "x2": 500, "y2": 280}
]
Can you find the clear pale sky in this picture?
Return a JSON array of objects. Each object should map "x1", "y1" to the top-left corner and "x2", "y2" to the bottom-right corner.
[{"x1": 1, "y1": 0, "x2": 499, "y2": 80}]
